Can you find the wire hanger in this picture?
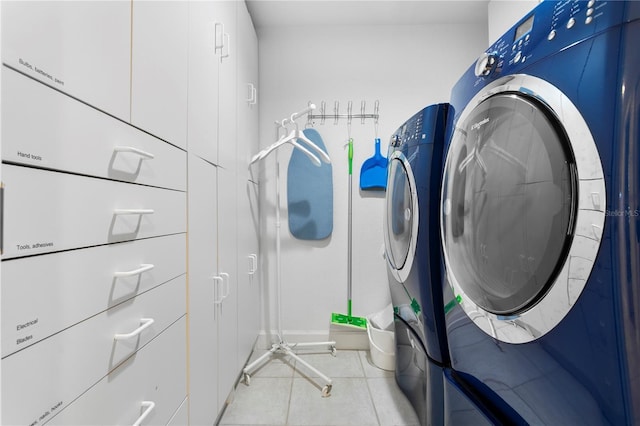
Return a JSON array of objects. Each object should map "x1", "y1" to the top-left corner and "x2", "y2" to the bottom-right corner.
[
  {"x1": 251, "y1": 106, "x2": 331, "y2": 166},
  {"x1": 251, "y1": 118, "x2": 321, "y2": 166}
]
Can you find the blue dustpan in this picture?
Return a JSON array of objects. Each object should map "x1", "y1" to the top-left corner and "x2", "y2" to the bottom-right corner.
[{"x1": 360, "y1": 138, "x2": 388, "y2": 190}]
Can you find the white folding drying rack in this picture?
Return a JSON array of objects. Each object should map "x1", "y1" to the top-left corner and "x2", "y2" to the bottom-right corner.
[{"x1": 246, "y1": 104, "x2": 336, "y2": 397}]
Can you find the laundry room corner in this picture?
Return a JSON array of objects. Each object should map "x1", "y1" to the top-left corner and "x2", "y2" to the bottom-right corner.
[{"x1": 251, "y1": 9, "x2": 489, "y2": 349}]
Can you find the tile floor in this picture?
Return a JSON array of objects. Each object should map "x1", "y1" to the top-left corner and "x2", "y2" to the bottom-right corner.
[{"x1": 218, "y1": 349, "x2": 420, "y2": 426}]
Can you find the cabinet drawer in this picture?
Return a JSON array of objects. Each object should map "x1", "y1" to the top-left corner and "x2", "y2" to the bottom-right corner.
[
  {"x1": 1, "y1": 1, "x2": 131, "y2": 121},
  {"x1": 2, "y1": 165, "x2": 186, "y2": 259},
  {"x1": 2, "y1": 233, "x2": 186, "y2": 357},
  {"x1": 2, "y1": 68, "x2": 187, "y2": 191},
  {"x1": 47, "y1": 316, "x2": 187, "y2": 426},
  {"x1": 1, "y1": 276, "x2": 186, "y2": 426}
]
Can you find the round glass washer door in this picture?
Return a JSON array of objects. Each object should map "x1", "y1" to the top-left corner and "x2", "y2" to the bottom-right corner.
[
  {"x1": 384, "y1": 150, "x2": 419, "y2": 283},
  {"x1": 441, "y1": 74, "x2": 606, "y2": 344}
]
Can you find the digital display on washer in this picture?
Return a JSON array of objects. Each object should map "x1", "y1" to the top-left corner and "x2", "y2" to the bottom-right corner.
[{"x1": 515, "y1": 15, "x2": 535, "y2": 41}]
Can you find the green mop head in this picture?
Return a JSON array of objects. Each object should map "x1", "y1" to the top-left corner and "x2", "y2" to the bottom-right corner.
[{"x1": 331, "y1": 300, "x2": 367, "y2": 329}]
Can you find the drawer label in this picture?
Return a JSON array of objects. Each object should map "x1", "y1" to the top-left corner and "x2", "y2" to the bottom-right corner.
[
  {"x1": 16, "y1": 335, "x2": 33, "y2": 345},
  {"x1": 28, "y1": 400, "x2": 63, "y2": 426},
  {"x1": 17, "y1": 242, "x2": 54, "y2": 251},
  {"x1": 18, "y1": 57, "x2": 65, "y2": 87},
  {"x1": 17, "y1": 151, "x2": 43, "y2": 162},
  {"x1": 17, "y1": 318, "x2": 38, "y2": 331}
]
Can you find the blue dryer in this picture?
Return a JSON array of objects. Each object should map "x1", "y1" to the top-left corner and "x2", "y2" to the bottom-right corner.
[
  {"x1": 441, "y1": 1, "x2": 640, "y2": 424},
  {"x1": 384, "y1": 104, "x2": 449, "y2": 425}
]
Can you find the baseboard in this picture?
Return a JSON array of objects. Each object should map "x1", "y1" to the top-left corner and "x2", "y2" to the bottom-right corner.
[{"x1": 256, "y1": 327, "x2": 370, "y2": 351}]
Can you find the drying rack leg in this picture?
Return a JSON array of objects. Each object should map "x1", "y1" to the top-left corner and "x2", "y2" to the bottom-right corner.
[{"x1": 242, "y1": 340, "x2": 336, "y2": 397}]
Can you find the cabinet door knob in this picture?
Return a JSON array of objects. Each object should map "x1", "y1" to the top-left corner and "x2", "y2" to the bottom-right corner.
[
  {"x1": 132, "y1": 401, "x2": 156, "y2": 426},
  {"x1": 113, "y1": 264, "x2": 155, "y2": 278},
  {"x1": 114, "y1": 318, "x2": 155, "y2": 340}
]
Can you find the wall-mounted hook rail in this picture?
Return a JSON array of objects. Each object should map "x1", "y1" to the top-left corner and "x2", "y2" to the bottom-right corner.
[{"x1": 306, "y1": 100, "x2": 380, "y2": 126}]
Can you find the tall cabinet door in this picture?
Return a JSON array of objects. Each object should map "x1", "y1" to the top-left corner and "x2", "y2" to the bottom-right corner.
[
  {"x1": 216, "y1": 164, "x2": 238, "y2": 409},
  {"x1": 236, "y1": 178, "x2": 260, "y2": 367},
  {"x1": 187, "y1": 1, "x2": 221, "y2": 164},
  {"x1": 187, "y1": 154, "x2": 220, "y2": 426},
  {"x1": 236, "y1": 1, "x2": 261, "y2": 368},
  {"x1": 216, "y1": 1, "x2": 238, "y2": 170},
  {"x1": 131, "y1": 0, "x2": 188, "y2": 149},
  {"x1": 1, "y1": 1, "x2": 131, "y2": 120}
]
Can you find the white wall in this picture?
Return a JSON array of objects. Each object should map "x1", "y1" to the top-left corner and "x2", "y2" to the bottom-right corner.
[{"x1": 255, "y1": 22, "x2": 487, "y2": 343}]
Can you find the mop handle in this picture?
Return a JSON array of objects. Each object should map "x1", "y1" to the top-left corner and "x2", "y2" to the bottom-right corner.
[{"x1": 347, "y1": 138, "x2": 353, "y2": 316}]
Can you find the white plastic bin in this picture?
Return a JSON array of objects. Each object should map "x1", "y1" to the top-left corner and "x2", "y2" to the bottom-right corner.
[{"x1": 366, "y1": 303, "x2": 395, "y2": 371}]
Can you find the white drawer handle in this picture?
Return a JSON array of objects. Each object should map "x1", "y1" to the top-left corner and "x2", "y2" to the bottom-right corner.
[
  {"x1": 114, "y1": 318, "x2": 154, "y2": 340},
  {"x1": 114, "y1": 209, "x2": 155, "y2": 215},
  {"x1": 114, "y1": 146, "x2": 155, "y2": 159},
  {"x1": 114, "y1": 264, "x2": 155, "y2": 278},
  {"x1": 132, "y1": 401, "x2": 155, "y2": 426},
  {"x1": 248, "y1": 254, "x2": 257, "y2": 275},
  {"x1": 220, "y1": 272, "x2": 230, "y2": 300}
]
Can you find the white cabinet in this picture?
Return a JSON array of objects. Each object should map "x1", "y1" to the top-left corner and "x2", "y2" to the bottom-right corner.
[
  {"x1": 1, "y1": 1, "x2": 131, "y2": 121},
  {"x1": 236, "y1": 1, "x2": 261, "y2": 369},
  {"x1": 216, "y1": 165, "x2": 239, "y2": 408},
  {"x1": 2, "y1": 164, "x2": 186, "y2": 259},
  {"x1": 187, "y1": 0, "x2": 238, "y2": 169},
  {"x1": 236, "y1": 1, "x2": 260, "y2": 178},
  {"x1": 131, "y1": 1, "x2": 188, "y2": 149},
  {"x1": 46, "y1": 316, "x2": 188, "y2": 426},
  {"x1": 1, "y1": 7, "x2": 188, "y2": 420},
  {"x1": 236, "y1": 179, "x2": 260, "y2": 367},
  {"x1": 216, "y1": 1, "x2": 238, "y2": 170},
  {"x1": 187, "y1": 160, "x2": 240, "y2": 423},
  {"x1": 2, "y1": 233, "x2": 186, "y2": 357},
  {"x1": 2, "y1": 68, "x2": 187, "y2": 191},
  {"x1": 2, "y1": 276, "x2": 186, "y2": 426},
  {"x1": 187, "y1": 154, "x2": 220, "y2": 425},
  {"x1": 187, "y1": 1, "x2": 221, "y2": 164},
  {"x1": 187, "y1": 2, "x2": 261, "y2": 423},
  {"x1": 1, "y1": 1, "x2": 260, "y2": 424}
]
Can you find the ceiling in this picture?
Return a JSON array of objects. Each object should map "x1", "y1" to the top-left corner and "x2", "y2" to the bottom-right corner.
[{"x1": 246, "y1": 0, "x2": 490, "y2": 29}]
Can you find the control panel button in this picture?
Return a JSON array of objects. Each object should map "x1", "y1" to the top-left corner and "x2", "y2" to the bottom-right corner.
[
  {"x1": 586, "y1": 8, "x2": 594, "y2": 16},
  {"x1": 514, "y1": 51, "x2": 522, "y2": 63},
  {"x1": 586, "y1": 16, "x2": 593, "y2": 25},
  {"x1": 474, "y1": 52, "x2": 498, "y2": 77},
  {"x1": 567, "y1": 17, "x2": 576, "y2": 29},
  {"x1": 588, "y1": 0, "x2": 595, "y2": 7},
  {"x1": 548, "y1": 29, "x2": 557, "y2": 40}
]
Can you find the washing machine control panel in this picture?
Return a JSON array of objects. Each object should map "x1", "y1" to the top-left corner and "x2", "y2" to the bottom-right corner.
[
  {"x1": 478, "y1": 0, "x2": 625, "y2": 81},
  {"x1": 391, "y1": 111, "x2": 425, "y2": 149}
]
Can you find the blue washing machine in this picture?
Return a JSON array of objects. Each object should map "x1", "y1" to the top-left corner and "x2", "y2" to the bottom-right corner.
[
  {"x1": 384, "y1": 104, "x2": 449, "y2": 425},
  {"x1": 441, "y1": 1, "x2": 640, "y2": 424}
]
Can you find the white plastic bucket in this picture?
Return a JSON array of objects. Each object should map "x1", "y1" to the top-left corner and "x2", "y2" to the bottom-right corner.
[{"x1": 366, "y1": 304, "x2": 396, "y2": 371}]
